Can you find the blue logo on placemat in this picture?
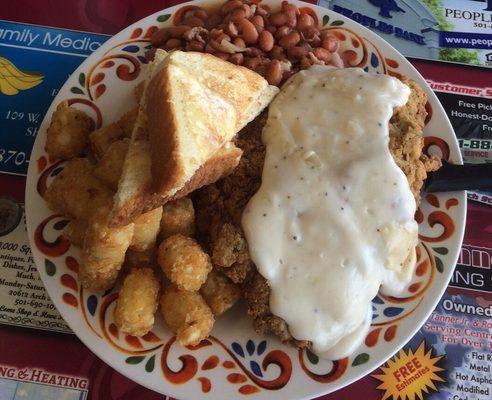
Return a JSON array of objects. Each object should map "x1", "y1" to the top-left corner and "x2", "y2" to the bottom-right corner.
[{"x1": 368, "y1": 0, "x2": 405, "y2": 18}]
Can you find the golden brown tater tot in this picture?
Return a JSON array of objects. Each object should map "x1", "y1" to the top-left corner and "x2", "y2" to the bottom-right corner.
[
  {"x1": 200, "y1": 270, "x2": 241, "y2": 315},
  {"x1": 130, "y1": 207, "x2": 163, "y2": 252},
  {"x1": 158, "y1": 234, "x2": 212, "y2": 291},
  {"x1": 44, "y1": 158, "x2": 112, "y2": 221},
  {"x1": 79, "y1": 206, "x2": 134, "y2": 292},
  {"x1": 160, "y1": 284, "x2": 214, "y2": 346},
  {"x1": 93, "y1": 139, "x2": 129, "y2": 190},
  {"x1": 124, "y1": 247, "x2": 157, "y2": 270},
  {"x1": 45, "y1": 101, "x2": 93, "y2": 160},
  {"x1": 159, "y1": 198, "x2": 195, "y2": 239},
  {"x1": 62, "y1": 219, "x2": 87, "y2": 247},
  {"x1": 89, "y1": 123, "x2": 125, "y2": 160},
  {"x1": 114, "y1": 267, "x2": 160, "y2": 336},
  {"x1": 89, "y1": 108, "x2": 137, "y2": 159}
]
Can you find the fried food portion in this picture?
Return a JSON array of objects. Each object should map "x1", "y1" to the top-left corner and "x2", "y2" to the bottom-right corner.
[
  {"x1": 158, "y1": 234, "x2": 212, "y2": 291},
  {"x1": 220, "y1": 259, "x2": 254, "y2": 284},
  {"x1": 79, "y1": 206, "x2": 134, "y2": 292},
  {"x1": 194, "y1": 80, "x2": 440, "y2": 346},
  {"x1": 114, "y1": 267, "x2": 160, "y2": 336},
  {"x1": 44, "y1": 158, "x2": 112, "y2": 221},
  {"x1": 389, "y1": 78, "x2": 441, "y2": 202},
  {"x1": 89, "y1": 108, "x2": 137, "y2": 159},
  {"x1": 212, "y1": 222, "x2": 249, "y2": 269},
  {"x1": 200, "y1": 269, "x2": 241, "y2": 316},
  {"x1": 160, "y1": 284, "x2": 214, "y2": 346},
  {"x1": 89, "y1": 123, "x2": 124, "y2": 160},
  {"x1": 45, "y1": 101, "x2": 94, "y2": 160},
  {"x1": 243, "y1": 271, "x2": 308, "y2": 345},
  {"x1": 124, "y1": 247, "x2": 157, "y2": 270},
  {"x1": 159, "y1": 198, "x2": 195, "y2": 239},
  {"x1": 94, "y1": 139, "x2": 129, "y2": 190},
  {"x1": 62, "y1": 219, "x2": 87, "y2": 247},
  {"x1": 130, "y1": 207, "x2": 163, "y2": 252}
]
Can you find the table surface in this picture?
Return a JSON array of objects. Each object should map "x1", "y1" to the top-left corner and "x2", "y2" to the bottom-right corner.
[{"x1": 0, "y1": 1, "x2": 491, "y2": 400}]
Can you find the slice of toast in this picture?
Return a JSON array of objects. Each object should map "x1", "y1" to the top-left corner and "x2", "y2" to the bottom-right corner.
[
  {"x1": 110, "y1": 49, "x2": 168, "y2": 226},
  {"x1": 146, "y1": 51, "x2": 278, "y2": 198},
  {"x1": 111, "y1": 50, "x2": 275, "y2": 227},
  {"x1": 110, "y1": 140, "x2": 242, "y2": 227}
]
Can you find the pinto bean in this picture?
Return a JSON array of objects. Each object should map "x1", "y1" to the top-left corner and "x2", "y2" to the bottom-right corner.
[
  {"x1": 259, "y1": 30, "x2": 274, "y2": 52},
  {"x1": 269, "y1": 45, "x2": 285, "y2": 60},
  {"x1": 287, "y1": 46, "x2": 308, "y2": 59},
  {"x1": 229, "y1": 53, "x2": 244, "y2": 65},
  {"x1": 313, "y1": 47, "x2": 332, "y2": 63},
  {"x1": 150, "y1": 29, "x2": 170, "y2": 47},
  {"x1": 321, "y1": 36, "x2": 339, "y2": 52},
  {"x1": 243, "y1": 57, "x2": 262, "y2": 69},
  {"x1": 181, "y1": 16, "x2": 205, "y2": 27},
  {"x1": 266, "y1": 59, "x2": 282, "y2": 86},
  {"x1": 269, "y1": 12, "x2": 288, "y2": 27},
  {"x1": 186, "y1": 40, "x2": 206, "y2": 51},
  {"x1": 279, "y1": 31, "x2": 300, "y2": 49},
  {"x1": 297, "y1": 13, "x2": 314, "y2": 31},
  {"x1": 275, "y1": 26, "x2": 291, "y2": 39},
  {"x1": 165, "y1": 38, "x2": 183, "y2": 50},
  {"x1": 237, "y1": 18, "x2": 259, "y2": 44},
  {"x1": 168, "y1": 26, "x2": 192, "y2": 38},
  {"x1": 221, "y1": 0, "x2": 243, "y2": 15},
  {"x1": 232, "y1": 37, "x2": 246, "y2": 48}
]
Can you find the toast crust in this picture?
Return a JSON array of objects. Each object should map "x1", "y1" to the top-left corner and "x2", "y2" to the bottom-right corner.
[
  {"x1": 110, "y1": 143, "x2": 242, "y2": 227},
  {"x1": 146, "y1": 68, "x2": 184, "y2": 199}
]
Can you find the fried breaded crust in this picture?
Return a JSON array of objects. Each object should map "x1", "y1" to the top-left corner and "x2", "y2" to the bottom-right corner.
[{"x1": 194, "y1": 80, "x2": 441, "y2": 345}]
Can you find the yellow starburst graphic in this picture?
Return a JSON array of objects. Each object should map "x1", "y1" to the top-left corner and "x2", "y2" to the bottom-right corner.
[
  {"x1": 372, "y1": 341, "x2": 445, "y2": 400},
  {"x1": 0, "y1": 56, "x2": 44, "y2": 95}
]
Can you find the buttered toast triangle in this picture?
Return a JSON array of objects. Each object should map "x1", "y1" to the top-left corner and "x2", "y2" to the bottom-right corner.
[
  {"x1": 110, "y1": 49, "x2": 168, "y2": 227},
  {"x1": 146, "y1": 51, "x2": 278, "y2": 198},
  {"x1": 110, "y1": 50, "x2": 246, "y2": 227}
]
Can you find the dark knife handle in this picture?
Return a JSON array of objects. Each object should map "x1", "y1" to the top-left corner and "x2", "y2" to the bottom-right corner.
[{"x1": 425, "y1": 162, "x2": 492, "y2": 193}]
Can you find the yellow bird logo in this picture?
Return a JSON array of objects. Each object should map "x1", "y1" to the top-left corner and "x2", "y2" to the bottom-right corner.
[{"x1": 0, "y1": 56, "x2": 44, "y2": 95}]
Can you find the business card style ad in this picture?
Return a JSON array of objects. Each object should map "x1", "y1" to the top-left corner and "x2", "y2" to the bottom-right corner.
[
  {"x1": 317, "y1": 0, "x2": 492, "y2": 67},
  {"x1": 0, "y1": 21, "x2": 108, "y2": 176}
]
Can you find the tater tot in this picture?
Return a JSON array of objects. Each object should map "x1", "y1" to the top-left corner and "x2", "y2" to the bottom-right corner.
[
  {"x1": 200, "y1": 270, "x2": 241, "y2": 316},
  {"x1": 44, "y1": 158, "x2": 112, "y2": 221},
  {"x1": 62, "y1": 219, "x2": 87, "y2": 247},
  {"x1": 93, "y1": 139, "x2": 129, "y2": 190},
  {"x1": 130, "y1": 207, "x2": 163, "y2": 252},
  {"x1": 160, "y1": 284, "x2": 214, "y2": 346},
  {"x1": 114, "y1": 268, "x2": 160, "y2": 336},
  {"x1": 89, "y1": 122, "x2": 125, "y2": 160},
  {"x1": 212, "y1": 223, "x2": 249, "y2": 268},
  {"x1": 45, "y1": 101, "x2": 94, "y2": 160},
  {"x1": 158, "y1": 235, "x2": 212, "y2": 291},
  {"x1": 159, "y1": 198, "x2": 195, "y2": 239},
  {"x1": 79, "y1": 206, "x2": 134, "y2": 292},
  {"x1": 124, "y1": 247, "x2": 157, "y2": 270},
  {"x1": 89, "y1": 108, "x2": 138, "y2": 159}
]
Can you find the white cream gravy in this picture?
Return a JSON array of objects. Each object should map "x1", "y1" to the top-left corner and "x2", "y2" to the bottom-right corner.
[{"x1": 242, "y1": 66, "x2": 418, "y2": 359}]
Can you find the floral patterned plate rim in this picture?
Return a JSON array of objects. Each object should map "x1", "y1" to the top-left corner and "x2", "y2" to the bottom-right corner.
[{"x1": 25, "y1": 1, "x2": 466, "y2": 399}]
